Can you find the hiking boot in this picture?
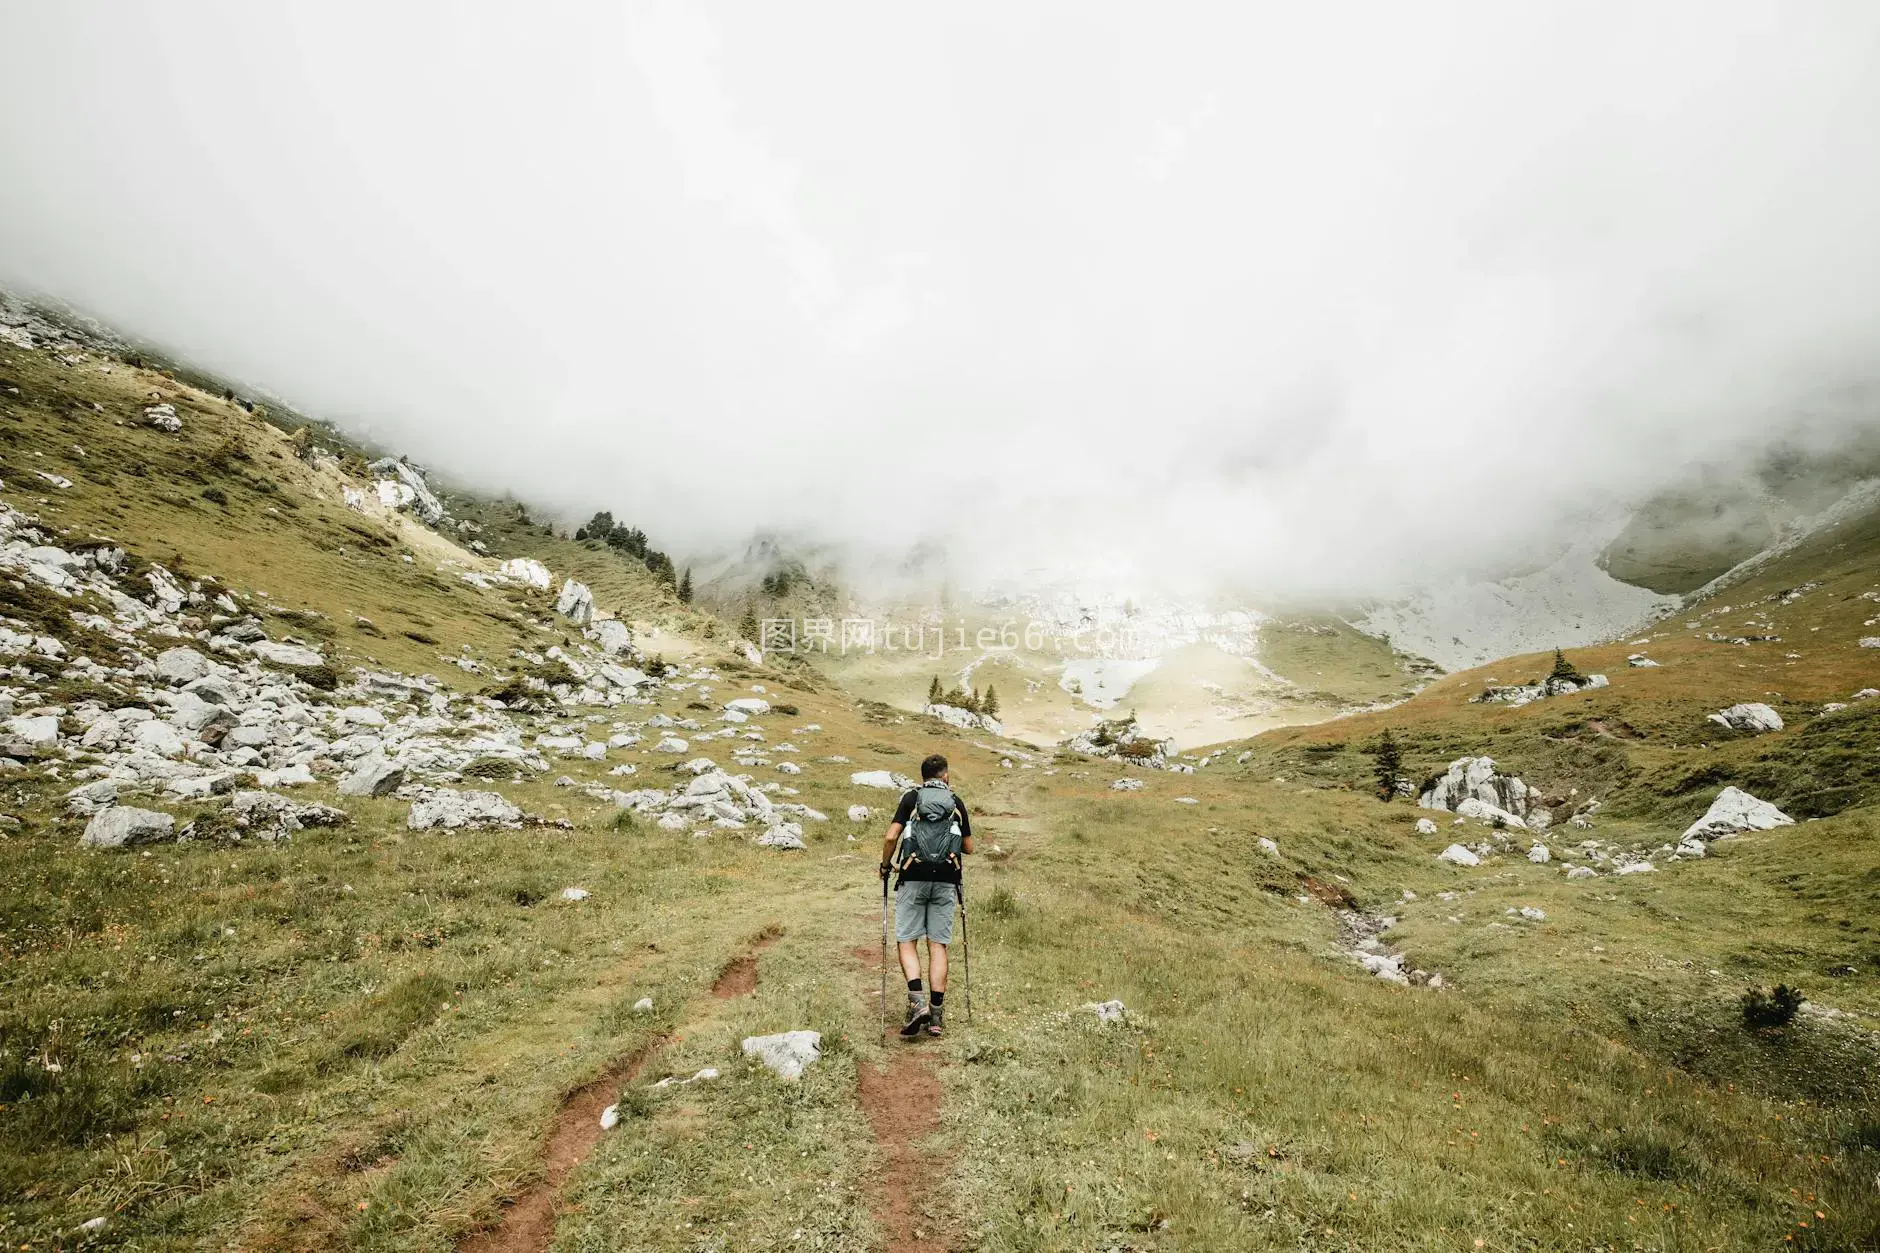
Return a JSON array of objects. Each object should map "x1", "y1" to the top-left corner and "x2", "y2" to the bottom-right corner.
[
  {"x1": 925, "y1": 1004, "x2": 945, "y2": 1037},
  {"x1": 899, "y1": 993, "x2": 931, "y2": 1038}
]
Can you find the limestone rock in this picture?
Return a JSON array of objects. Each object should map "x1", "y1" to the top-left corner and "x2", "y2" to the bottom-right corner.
[
  {"x1": 407, "y1": 788, "x2": 523, "y2": 831},
  {"x1": 5, "y1": 714, "x2": 59, "y2": 747},
  {"x1": 250, "y1": 640, "x2": 325, "y2": 669},
  {"x1": 847, "y1": 805, "x2": 871, "y2": 822},
  {"x1": 1086, "y1": 999, "x2": 1127, "y2": 1024},
  {"x1": 144, "y1": 403, "x2": 182, "y2": 432},
  {"x1": 724, "y1": 697, "x2": 771, "y2": 717},
  {"x1": 1528, "y1": 843, "x2": 1551, "y2": 864},
  {"x1": 555, "y1": 579, "x2": 594, "y2": 626},
  {"x1": 1415, "y1": 817, "x2": 1438, "y2": 836},
  {"x1": 741, "y1": 1030, "x2": 822, "y2": 1080},
  {"x1": 1438, "y1": 844, "x2": 1481, "y2": 867},
  {"x1": 82, "y1": 807, "x2": 175, "y2": 849},
  {"x1": 757, "y1": 822, "x2": 807, "y2": 850},
  {"x1": 591, "y1": 619, "x2": 632, "y2": 655},
  {"x1": 1681, "y1": 786, "x2": 1793, "y2": 843},
  {"x1": 498, "y1": 557, "x2": 552, "y2": 589},
  {"x1": 339, "y1": 757, "x2": 405, "y2": 797},
  {"x1": 1707, "y1": 703, "x2": 1784, "y2": 733},
  {"x1": 154, "y1": 647, "x2": 212, "y2": 685},
  {"x1": 1419, "y1": 757, "x2": 1528, "y2": 817},
  {"x1": 851, "y1": 769, "x2": 913, "y2": 790}
]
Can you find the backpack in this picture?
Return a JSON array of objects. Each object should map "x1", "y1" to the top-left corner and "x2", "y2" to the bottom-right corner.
[{"x1": 895, "y1": 781, "x2": 963, "y2": 873}]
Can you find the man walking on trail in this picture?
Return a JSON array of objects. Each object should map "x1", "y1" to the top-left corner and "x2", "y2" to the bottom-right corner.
[{"x1": 880, "y1": 753, "x2": 973, "y2": 1038}]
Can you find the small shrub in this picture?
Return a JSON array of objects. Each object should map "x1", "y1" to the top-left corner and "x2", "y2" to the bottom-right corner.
[
  {"x1": 201, "y1": 486, "x2": 229, "y2": 506},
  {"x1": 461, "y1": 756, "x2": 520, "y2": 780},
  {"x1": 402, "y1": 630, "x2": 438, "y2": 645},
  {"x1": 774, "y1": 702, "x2": 799, "y2": 716},
  {"x1": 1743, "y1": 984, "x2": 1804, "y2": 1029},
  {"x1": 982, "y1": 885, "x2": 1019, "y2": 920}
]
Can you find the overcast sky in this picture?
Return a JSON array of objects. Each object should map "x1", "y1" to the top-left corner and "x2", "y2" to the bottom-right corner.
[{"x1": 3, "y1": 2, "x2": 1879, "y2": 599}]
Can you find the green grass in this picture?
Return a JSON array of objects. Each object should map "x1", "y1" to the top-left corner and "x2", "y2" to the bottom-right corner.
[{"x1": 8, "y1": 308, "x2": 1880, "y2": 1249}]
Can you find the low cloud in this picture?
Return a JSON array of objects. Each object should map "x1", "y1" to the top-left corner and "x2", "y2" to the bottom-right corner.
[{"x1": 4, "y1": 2, "x2": 1878, "y2": 601}]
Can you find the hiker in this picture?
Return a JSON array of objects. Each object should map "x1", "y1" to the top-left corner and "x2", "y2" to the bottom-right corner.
[{"x1": 879, "y1": 752, "x2": 973, "y2": 1038}]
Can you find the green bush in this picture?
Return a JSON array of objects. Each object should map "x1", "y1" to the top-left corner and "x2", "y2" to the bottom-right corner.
[{"x1": 1743, "y1": 984, "x2": 1804, "y2": 1029}]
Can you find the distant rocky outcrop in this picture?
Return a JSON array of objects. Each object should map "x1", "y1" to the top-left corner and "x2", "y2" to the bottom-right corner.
[
  {"x1": 1419, "y1": 756, "x2": 1529, "y2": 821},
  {"x1": 1063, "y1": 715, "x2": 1175, "y2": 770},
  {"x1": 367, "y1": 457, "x2": 447, "y2": 525},
  {"x1": 924, "y1": 702, "x2": 1003, "y2": 735}
]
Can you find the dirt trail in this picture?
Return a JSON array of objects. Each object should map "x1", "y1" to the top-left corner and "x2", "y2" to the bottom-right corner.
[
  {"x1": 459, "y1": 931, "x2": 779, "y2": 1253},
  {"x1": 852, "y1": 935, "x2": 957, "y2": 1251},
  {"x1": 457, "y1": 1043, "x2": 661, "y2": 1253},
  {"x1": 711, "y1": 929, "x2": 780, "y2": 998}
]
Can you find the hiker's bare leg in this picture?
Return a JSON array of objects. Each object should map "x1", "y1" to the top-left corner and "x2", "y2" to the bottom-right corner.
[
  {"x1": 897, "y1": 939, "x2": 921, "y2": 984},
  {"x1": 929, "y1": 939, "x2": 948, "y2": 993}
]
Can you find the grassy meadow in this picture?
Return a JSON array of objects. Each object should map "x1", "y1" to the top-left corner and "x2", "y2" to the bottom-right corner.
[{"x1": 5, "y1": 324, "x2": 1880, "y2": 1250}]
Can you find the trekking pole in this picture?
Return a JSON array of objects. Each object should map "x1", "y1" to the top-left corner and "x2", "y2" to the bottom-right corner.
[
  {"x1": 880, "y1": 871, "x2": 890, "y2": 1041},
  {"x1": 957, "y1": 880, "x2": 972, "y2": 1027}
]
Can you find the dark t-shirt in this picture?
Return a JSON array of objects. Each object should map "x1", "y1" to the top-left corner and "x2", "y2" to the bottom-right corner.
[{"x1": 892, "y1": 787, "x2": 971, "y2": 884}]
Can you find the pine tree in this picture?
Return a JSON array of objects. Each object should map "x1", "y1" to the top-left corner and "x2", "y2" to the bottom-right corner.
[
  {"x1": 1549, "y1": 648, "x2": 1582, "y2": 683},
  {"x1": 1370, "y1": 728, "x2": 1403, "y2": 802},
  {"x1": 739, "y1": 606, "x2": 758, "y2": 642},
  {"x1": 927, "y1": 676, "x2": 944, "y2": 704},
  {"x1": 983, "y1": 684, "x2": 1001, "y2": 717},
  {"x1": 678, "y1": 567, "x2": 693, "y2": 603}
]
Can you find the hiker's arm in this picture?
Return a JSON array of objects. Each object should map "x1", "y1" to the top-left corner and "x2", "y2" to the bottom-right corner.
[
  {"x1": 880, "y1": 823, "x2": 903, "y2": 870},
  {"x1": 957, "y1": 803, "x2": 974, "y2": 855}
]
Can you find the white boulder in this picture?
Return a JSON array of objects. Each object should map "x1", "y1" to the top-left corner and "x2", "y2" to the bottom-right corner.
[
  {"x1": 249, "y1": 641, "x2": 324, "y2": 669},
  {"x1": 1681, "y1": 786, "x2": 1794, "y2": 843},
  {"x1": 555, "y1": 579, "x2": 594, "y2": 626},
  {"x1": 1414, "y1": 817, "x2": 1438, "y2": 836},
  {"x1": 851, "y1": 769, "x2": 912, "y2": 790},
  {"x1": 82, "y1": 807, "x2": 175, "y2": 849},
  {"x1": 498, "y1": 557, "x2": 552, "y2": 590},
  {"x1": 144, "y1": 403, "x2": 182, "y2": 432},
  {"x1": 1086, "y1": 999, "x2": 1127, "y2": 1024},
  {"x1": 6, "y1": 714, "x2": 59, "y2": 747},
  {"x1": 339, "y1": 757, "x2": 405, "y2": 797},
  {"x1": 1527, "y1": 843, "x2": 1551, "y2": 864},
  {"x1": 1438, "y1": 844, "x2": 1481, "y2": 867},
  {"x1": 741, "y1": 1030, "x2": 822, "y2": 1080},
  {"x1": 407, "y1": 789, "x2": 523, "y2": 831},
  {"x1": 1419, "y1": 757, "x2": 1529, "y2": 817},
  {"x1": 154, "y1": 647, "x2": 212, "y2": 685},
  {"x1": 848, "y1": 805, "x2": 871, "y2": 822},
  {"x1": 1708, "y1": 703, "x2": 1784, "y2": 733},
  {"x1": 1455, "y1": 796, "x2": 1527, "y2": 829}
]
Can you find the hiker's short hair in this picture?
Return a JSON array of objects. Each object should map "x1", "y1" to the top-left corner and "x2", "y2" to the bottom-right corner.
[{"x1": 920, "y1": 753, "x2": 949, "y2": 780}]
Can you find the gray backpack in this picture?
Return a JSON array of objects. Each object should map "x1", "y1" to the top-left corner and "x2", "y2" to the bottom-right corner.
[{"x1": 895, "y1": 781, "x2": 963, "y2": 871}]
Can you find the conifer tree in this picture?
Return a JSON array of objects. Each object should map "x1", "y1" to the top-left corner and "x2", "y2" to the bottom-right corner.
[
  {"x1": 928, "y1": 675, "x2": 944, "y2": 704},
  {"x1": 678, "y1": 567, "x2": 693, "y2": 603},
  {"x1": 983, "y1": 684, "x2": 1001, "y2": 716},
  {"x1": 1371, "y1": 728, "x2": 1403, "y2": 802},
  {"x1": 739, "y1": 606, "x2": 758, "y2": 642},
  {"x1": 1549, "y1": 647, "x2": 1582, "y2": 683}
]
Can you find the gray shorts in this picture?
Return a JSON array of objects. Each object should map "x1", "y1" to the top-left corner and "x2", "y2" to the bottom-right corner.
[{"x1": 895, "y1": 879, "x2": 958, "y2": 944}]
